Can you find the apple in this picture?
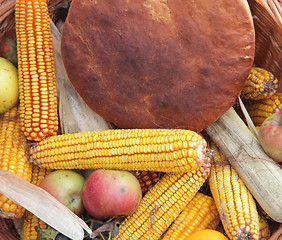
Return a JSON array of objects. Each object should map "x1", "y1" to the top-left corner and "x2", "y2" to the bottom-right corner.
[
  {"x1": 40, "y1": 170, "x2": 86, "y2": 215},
  {"x1": 258, "y1": 111, "x2": 282, "y2": 162},
  {"x1": 0, "y1": 30, "x2": 17, "y2": 67},
  {"x1": 0, "y1": 57, "x2": 19, "y2": 114},
  {"x1": 82, "y1": 169, "x2": 142, "y2": 220}
]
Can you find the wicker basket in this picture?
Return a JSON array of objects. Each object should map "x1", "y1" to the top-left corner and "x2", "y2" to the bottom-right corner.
[
  {"x1": 0, "y1": 218, "x2": 19, "y2": 240},
  {"x1": 248, "y1": 0, "x2": 282, "y2": 92},
  {"x1": 0, "y1": 0, "x2": 281, "y2": 239}
]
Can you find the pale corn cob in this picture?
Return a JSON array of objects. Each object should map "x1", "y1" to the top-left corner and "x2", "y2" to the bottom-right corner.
[
  {"x1": 112, "y1": 151, "x2": 212, "y2": 240},
  {"x1": 208, "y1": 142, "x2": 260, "y2": 240},
  {"x1": 22, "y1": 166, "x2": 52, "y2": 240},
  {"x1": 258, "y1": 213, "x2": 270, "y2": 240},
  {"x1": 0, "y1": 106, "x2": 33, "y2": 218},
  {"x1": 29, "y1": 128, "x2": 208, "y2": 173},
  {"x1": 246, "y1": 93, "x2": 282, "y2": 127}
]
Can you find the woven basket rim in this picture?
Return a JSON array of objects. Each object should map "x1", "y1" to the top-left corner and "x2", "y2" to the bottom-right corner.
[
  {"x1": 0, "y1": 0, "x2": 281, "y2": 239},
  {"x1": 255, "y1": 0, "x2": 282, "y2": 25}
]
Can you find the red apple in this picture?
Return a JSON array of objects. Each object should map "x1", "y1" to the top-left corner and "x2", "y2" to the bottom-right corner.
[
  {"x1": 82, "y1": 169, "x2": 142, "y2": 219},
  {"x1": 0, "y1": 29, "x2": 17, "y2": 67},
  {"x1": 40, "y1": 170, "x2": 85, "y2": 215},
  {"x1": 258, "y1": 111, "x2": 282, "y2": 162}
]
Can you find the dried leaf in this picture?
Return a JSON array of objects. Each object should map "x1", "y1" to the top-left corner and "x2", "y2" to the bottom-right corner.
[
  {"x1": 89, "y1": 216, "x2": 123, "y2": 239},
  {"x1": 238, "y1": 94, "x2": 258, "y2": 137},
  {"x1": 205, "y1": 107, "x2": 282, "y2": 222},
  {"x1": 35, "y1": 226, "x2": 58, "y2": 240},
  {"x1": 0, "y1": 170, "x2": 92, "y2": 240}
]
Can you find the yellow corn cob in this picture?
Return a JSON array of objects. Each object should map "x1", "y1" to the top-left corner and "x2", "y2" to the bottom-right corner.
[
  {"x1": 241, "y1": 67, "x2": 278, "y2": 100},
  {"x1": 258, "y1": 213, "x2": 270, "y2": 240},
  {"x1": 133, "y1": 171, "x2": 164, "y2": 195},
  {"x1": 29, "y1": 129, "x2": 208, "y2": 173},
  {"x1": 112, "y1": 152, "x2": 212, "y2": 240},
  {"x1": 161, "y1": 192, "x2": 220, "y2": 240},
  {"x1": 0, "y1": 106, "x2": 33, "y2": 219},
  {"x1": 246, "y1": 93, "x2": 282, "y2": 127},
  {"x1": 23, "y1": 166, "x2": 52, "y2": 240},
  {"x1": 15, "y1": 0, "x2": 58, "y2": 141},
  {"x1": 208, "y1": 143, "x2": 260, "y2": 240}
]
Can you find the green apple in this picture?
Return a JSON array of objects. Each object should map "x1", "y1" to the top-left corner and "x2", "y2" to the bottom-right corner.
[
  {"x1": 0, "y1": 57, "x2": 19, "y2": 114},
  {"x1": 40, "y1": 170, "x2": 86, "y2": 216}
]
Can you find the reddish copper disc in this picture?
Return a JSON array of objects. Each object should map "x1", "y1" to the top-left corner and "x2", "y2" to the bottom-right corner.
[{"x1": 61, "y1": 0, "x2": 255, "y2": 132}]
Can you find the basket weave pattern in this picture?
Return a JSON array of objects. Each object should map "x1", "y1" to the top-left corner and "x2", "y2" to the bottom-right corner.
[
  {"x1": 248, "y1": 0, "x2": 282, "y2": 92},
  {"x1": 0, "y1": 218, "x2": 19, "y2": 240}
]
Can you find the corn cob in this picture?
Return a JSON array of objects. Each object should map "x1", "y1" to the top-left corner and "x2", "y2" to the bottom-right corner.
[
  {"x1": 15, "y1": 0, "x2": 58, "y2": 141},
  {"x1": 258, "y1": 213, "x2": 270, "y2": 240},
  {"x1": 208, "y1": 142, "x2": 260, "y2": 240},
  {"x1": 133, "y1": 171, "x2": 164, "y2": 195},
  {"x1": 241, "y1": 67, "x2": 278, "y2": 101},
  {"x1": 0, "y1": 106, "x2": 33, "y2": 219},
  {"x1": 23, "y1": 166, "x2": 52, "y2": 240},
  {"x1": 205, "y1": 107, "x2": 282, "y2": 223},
  {"x1": 29, "y1": 129, "x2": 208, "y2": 173},
  {"x1": 161, "y1": 192, "x2": 220, "y2": 240},
  {"x1": 246, "y1": 93, "x2": 282, "y2": 127},
  {"x1": 112, "y1": 151, "x2": 212, "y2": 240}
]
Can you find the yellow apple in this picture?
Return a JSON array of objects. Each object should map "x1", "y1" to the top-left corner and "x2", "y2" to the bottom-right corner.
[
  {"x1": 0, "y1": 57, "x2": 19, "y2": 114},
  {"x1": 40, "y1": 170, "x2": 86, "y2": 216}
]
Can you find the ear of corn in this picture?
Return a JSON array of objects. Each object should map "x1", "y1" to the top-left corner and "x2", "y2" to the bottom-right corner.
[
  {"x1": 161, "y1": 192, "x2": 220, "y2": 240},
  {"x1": 29, "y1": 129, "x2": 208, "y2": 173},
  {"x1": 22, "y1": 166, "x2": 52, "y2": 240},
  {"x1": 132, "y1": 171, "x2": 164, "y2": 195},
  {"x1": 258, "y1": 213, "x2": 270, "y2": 240},
  {"x1": 112, "y1": 151, "x2": 212, "y2": 240},
  {"x1": 208, "y1": 142, "x2": 260, "y2": 240},
  {"x1": 23, "y1": 211, "x2": 51, "y2": 240},
  {"x1": 241, "y1": 67, "x2": 278, "y2": 101},
  {"x1": 0, "y1": 106, "x2": 33, "y2": 219},
  {"x1": 205, "y1": 107, "x2": 282, "y2": 222},
  {"x1": 15, "y1": 0, "x2": 58, "y2": 141},
  {"x1": 246, "y1": 93, "x2": 282, "y2": 127}
]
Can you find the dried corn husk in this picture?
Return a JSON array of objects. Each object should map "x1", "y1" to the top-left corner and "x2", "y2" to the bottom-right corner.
[
  {"x1": 0, "y1": 170, "x2": 92, "y2": 240},
  {"x1": 205, "y1": 107, "x2": 282, "y2": 223}
]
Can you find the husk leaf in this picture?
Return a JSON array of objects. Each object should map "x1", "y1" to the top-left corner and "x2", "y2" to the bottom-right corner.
[
  {"x1": 238, "y1": 94, "x2": 258, "y2": 137},
  {"x1": 205, "y1": 107, "x2": 282, "y2": 223},
  {"x1": 0, "y1": 170, "x2": 92, "y2": 240}
]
